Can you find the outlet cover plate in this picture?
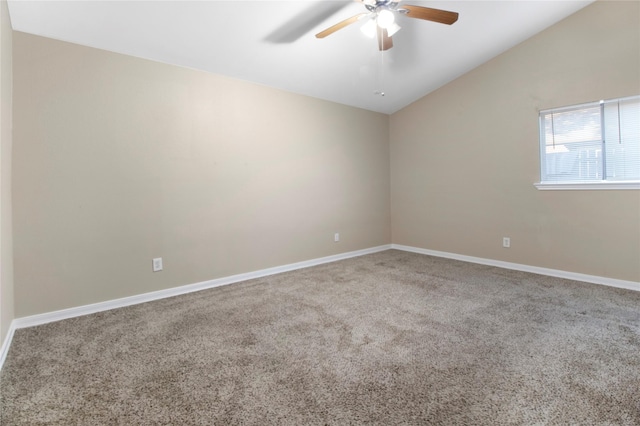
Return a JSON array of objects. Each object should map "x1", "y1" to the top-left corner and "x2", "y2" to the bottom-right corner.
[{"x1": 152, "y1": 258, "x2": 163, "y2": 272}]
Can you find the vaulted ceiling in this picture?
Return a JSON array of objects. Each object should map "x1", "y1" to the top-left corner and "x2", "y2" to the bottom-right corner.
[{"x1": 7, "y1": 1, "x2": 595, "y2": 114}]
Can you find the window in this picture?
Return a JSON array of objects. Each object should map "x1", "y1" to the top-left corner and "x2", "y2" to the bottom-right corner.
[{"x1": 536, "y1": 95, "x2": 640, "y2": 190}]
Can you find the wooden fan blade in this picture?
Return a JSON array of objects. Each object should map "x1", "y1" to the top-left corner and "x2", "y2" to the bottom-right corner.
[
  {"x1": 402, "y1": 5, "x2": 459, "y2": 25},
  {"x1": 377, "y1": 28, "x2": 393, "y2": 51},
  {"x1": 315, "y1": 13, "x2": 366, "y2": 38}
]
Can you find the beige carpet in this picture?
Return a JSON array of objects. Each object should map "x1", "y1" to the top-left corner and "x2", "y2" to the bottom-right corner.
[{"x1": 1, "y1": 250, "x2": 639, "y2": 425}]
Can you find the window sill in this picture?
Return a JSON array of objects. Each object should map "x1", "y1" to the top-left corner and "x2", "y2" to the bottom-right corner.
[{"x1": 534, "y1": 181, "x2": 640, "y2": 191}]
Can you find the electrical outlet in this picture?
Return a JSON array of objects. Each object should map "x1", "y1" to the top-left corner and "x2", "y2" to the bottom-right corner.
[
  {"x1": 502, "y1": 237, "x2": 511, "y2": 248},
  {"x1": 152, "y1": 257, "x2": 163, "y2": 272},
  {"x1": 334, "y1": 232, "x2": 340, "y2": 242}
]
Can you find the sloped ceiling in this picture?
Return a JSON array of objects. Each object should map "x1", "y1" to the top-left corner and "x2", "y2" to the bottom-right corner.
[{"x1": 8, "y1": 0, "x2": 595, "y2": 114}]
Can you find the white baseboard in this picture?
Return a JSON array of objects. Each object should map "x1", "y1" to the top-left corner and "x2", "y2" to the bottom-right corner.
[
  {"x1": 392, "y1": 244, "x2": 640, "y2": 292},
  {"x1": 10, "y1": 245, "x2": 392, "y2": 332},
  {"x1": 0, "y1": 244, "x2": 391, "y2": 372},
  {"x1": 3, "y1": 242, "x2": 637, "y2": 372},
  {"x1": 0, "y1": 322, "x2": 16, "y2": 373}
]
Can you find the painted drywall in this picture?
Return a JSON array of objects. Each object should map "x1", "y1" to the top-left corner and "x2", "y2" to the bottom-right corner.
[
  {"x1": 13, "y1": 32, "x2": 391, "y2": 317},
  {"x1": 0, "y1": 0, "x2": 14, "y2": 344},
  {"x1": 390, "y1": 1, "x2": 640, "y2": 282}
]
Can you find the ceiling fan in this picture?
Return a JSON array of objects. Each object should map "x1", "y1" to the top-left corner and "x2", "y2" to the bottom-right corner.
[{"x1": 315, "y1": 0, "x2": 459, "y2": 51}]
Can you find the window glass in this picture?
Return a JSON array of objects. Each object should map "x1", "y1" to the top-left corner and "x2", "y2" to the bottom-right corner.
[{"x1": 539, "y1": 96, "x2": 640, "y2": 186}]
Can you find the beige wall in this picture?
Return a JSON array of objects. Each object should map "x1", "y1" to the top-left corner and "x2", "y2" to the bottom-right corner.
[
  {"x1": 10, "y1": 1, "x2": 640, "y2": 320},
  {"x1": 13, "y1": 32, "x2": 391, "y2": 317},
  {"x1": 1, "y1": 0, "x2": 14, "y2": 343},
  {"x1": 390, "y1": 1, "x2": 640, "y2": 282}
]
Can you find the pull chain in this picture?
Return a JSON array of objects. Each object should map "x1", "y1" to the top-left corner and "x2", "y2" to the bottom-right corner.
[
  {"x1": 378, "y1": 47, "x2": 385, "y2": 96},
  {"x1": 374, "y1": 29, "x2": 385, "y2": 96}
]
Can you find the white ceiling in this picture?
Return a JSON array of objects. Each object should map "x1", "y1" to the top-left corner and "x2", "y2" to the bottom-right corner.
[{"x1": 7, "y1": 0, "x2": 595, "y2": 114}]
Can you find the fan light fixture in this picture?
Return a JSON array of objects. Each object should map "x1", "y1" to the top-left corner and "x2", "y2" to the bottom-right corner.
[
  {"x1": 360, "y1": 17, "x2": 377, "y2": 38},
  {"x1": 376, "y1": 9, "x2": 395, "y2": 29},
  {"x1": 386, "y1": 21, "x2": 401, "y2": 37},
  {"x1": 316, "y1": 1, "x2": 459, "y2": 52},
  {"x1": 360, "y1": 9, "x2": 401, "y2": 38}
]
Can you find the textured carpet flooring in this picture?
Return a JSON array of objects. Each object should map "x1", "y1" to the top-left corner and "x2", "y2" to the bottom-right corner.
[{"x1": 1, "y1": 250, "x2": 639, "y2": 425}]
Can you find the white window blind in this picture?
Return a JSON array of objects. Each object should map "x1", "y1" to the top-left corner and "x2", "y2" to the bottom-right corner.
[{"x1": 538, "y1": 95, "x2": 640, "y2": 186}]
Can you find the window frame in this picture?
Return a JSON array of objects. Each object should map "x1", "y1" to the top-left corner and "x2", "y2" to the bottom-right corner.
[{"x1": 535, "y1": 95, "x2": 640, "y2": 191}]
